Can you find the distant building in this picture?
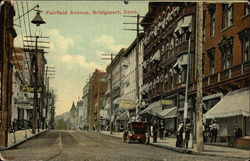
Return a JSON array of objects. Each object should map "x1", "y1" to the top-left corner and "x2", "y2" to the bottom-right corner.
[
  {"x1": 88, "y1": 69, "x2": 107, "y2": 131},
  {"x1": 82, "y1": 82, "x2": 89, "y2": 130}
]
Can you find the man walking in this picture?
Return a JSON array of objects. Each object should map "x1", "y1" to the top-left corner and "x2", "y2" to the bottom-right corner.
[{"x1": 210, "y1": 120, "x2": 219, "y2": 143}]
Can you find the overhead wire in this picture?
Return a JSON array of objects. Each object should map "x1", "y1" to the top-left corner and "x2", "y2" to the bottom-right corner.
[{"x1": 15, "y1": 1, "x2": 33, "y2": 84}]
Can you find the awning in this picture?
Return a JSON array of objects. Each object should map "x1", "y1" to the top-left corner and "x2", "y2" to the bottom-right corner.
[
  {"x1": 205, "y1": 87, "x2": 250, "y2": 119},
  {"x1": 116, "y1": 110, "x2": 130, "y2": 121},
  {"x1": 180, "y1": 15, "x2": 192, "y2": 29},
  {"x1": 114, "y1": 98, "x2": 120, "y2": 105},
  {"x1": 158, "y1": 106, "x2": 177, "y2": 119},
  {"x1": 16, "y1": 101, "x2": 33, "y2": 110},
  {"x1": 105, "y1": 88, "x2": 110, "y2": 95},
  {"x1": 140, "y1": 100, "x2": 162, "y2": 116},
  {"x1": 202, "y1": 92, "x2": 223, "y2": 101},
  {"x1": 104, "y1": 103, "x2": 110, "y2": 110},
  {"x1": 151, "y1": 50, "x2": 160, "y2": 61}
]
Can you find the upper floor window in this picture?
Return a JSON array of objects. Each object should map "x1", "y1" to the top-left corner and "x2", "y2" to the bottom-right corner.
[
  {"x1": 245, "y1": 3, "x2": 250, "y2": 15},
  {"x1": 238, "y1": 28, "x2": 250, "y2": 62},
  {"x1": 219, "y1": 37, "x2": 233, "y2": 70},
  {"x1": 222, "y1": 4, "x2": 233, "y2": 29},
  {"x1": 207, "y1": 48, "x2": 215, "y2": 74},
  {"x1": 209, "y1": 4, "x2": 216, "y2": 37}
]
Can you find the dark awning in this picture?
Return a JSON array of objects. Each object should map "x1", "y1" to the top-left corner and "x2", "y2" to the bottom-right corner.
[{"x1": 139, "y1": 100, "x2": 162, "y2": 116}]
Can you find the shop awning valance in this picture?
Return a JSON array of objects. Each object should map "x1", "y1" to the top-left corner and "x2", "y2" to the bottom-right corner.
[
  {"x1": 140, "y1": 100, "x2": 162, "y2": 116},
  {"x1": 205, "y1": 87, "x2": 250, "y2": 119},
  {"x1": 158, "y1": 106, "x2": 177, "y2": 119}
]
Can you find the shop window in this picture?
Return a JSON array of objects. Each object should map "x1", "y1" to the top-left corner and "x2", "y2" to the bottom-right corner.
[{"x1": 222, "y1": 4, "x2": 233, "y2": 29}]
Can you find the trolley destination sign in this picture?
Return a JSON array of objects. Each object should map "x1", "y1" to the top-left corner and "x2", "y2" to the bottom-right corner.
[{"x1": 21, "y1": 85, "x2": 43, "y2": 93}]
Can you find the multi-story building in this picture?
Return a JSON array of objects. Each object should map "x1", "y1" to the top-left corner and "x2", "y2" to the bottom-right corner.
[
  {"x1": 140, "y1": 2, "x2": 196, "y2": 134},
  {"x1": 11, "y1": 48, "x2": 33, "y2": 130},
  {"x1": 104, "y1": 48, "x2": 128, "y2": 131},
  {"x1": 121, "y1": 34, "x2": 144, "y2": 119},
  {"x1": 201, "y1": 3, "x2": 250, "y2": 138},
  {"x1": 82, "y1": 82, "x2": 89, "y2": 130},
  {"x1": 88, "y1": 69, "x2": 107, "y2": 131}
]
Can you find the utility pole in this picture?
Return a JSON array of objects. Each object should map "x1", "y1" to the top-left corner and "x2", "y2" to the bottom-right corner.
[
  {"x1": 135, "y1": 14, "x2": 140, "y2": 117},
  {"x1": 182, "y1": 18, "x2": 192, "y2": 149},
  {"x1": 45, "y1": 66, "x2": 55, "y2": 130},
  {"x1": 0, "y1": 1, "x2": 16, "y2": 147},
  {"x1": 102, "y1": 54, "x2": 114, "y2": 134},
  {"x1": 195, "y1": 2, "x2": 204, "y2": 152}
]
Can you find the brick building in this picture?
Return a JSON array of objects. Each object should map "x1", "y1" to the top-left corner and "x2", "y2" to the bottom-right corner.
[
  {"x1": 88, "y1": 69, "x2": 107, "y2": 131},
  {"x1": 140, "y1": 2, "x2": 196, "y2": 133},
  {"x1": 201, "y1": 3, "x2": 250, "y2": 138}
]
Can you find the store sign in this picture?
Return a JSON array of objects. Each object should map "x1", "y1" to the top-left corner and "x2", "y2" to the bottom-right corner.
[
  {"x1": 161, "y1": 99, "x2": 174, "y2": 106},
  {"x1": 21, "y1": 85, "x2": 43, "y2": 93},
  {"x1": 119, "y1": 100, "x2": 135, "y2": 109}
]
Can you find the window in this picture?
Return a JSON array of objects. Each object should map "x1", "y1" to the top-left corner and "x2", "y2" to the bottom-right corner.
[
  {"x1": 209, "y1": 4, "x2": 216, "y2": 36},
  {"x1": 245, "y1": 3, "x2": 250, "y2": 15},
  {"x1": 208, "y1": 48, "x2": 215, "y2": 74},
  {"x1": 243, "y1": 39, "x2": 250, "y2": 62},
  {"x1": 222, "y1": 4, "x2": 233, "y2": 29},
  {"x1": 238, "y1": 28, "x2": 250, "y2": 62},
  {"x1": 219, "y1": 37, "x2": 233, "y2": 70}
]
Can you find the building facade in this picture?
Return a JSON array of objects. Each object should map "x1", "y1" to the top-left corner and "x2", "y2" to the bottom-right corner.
[
  {"x1": 82, "y1": 82, "x2": 89, "y2": 130},
  {"x1": 140, "y1": 2, "x2": 196, "y2": 134},
  {"x1": 201, "y1": 3, "x2": 250, "y2": 137},
  {"x1": 88, "y1": 69, "x2": 107, "y2": 131}
]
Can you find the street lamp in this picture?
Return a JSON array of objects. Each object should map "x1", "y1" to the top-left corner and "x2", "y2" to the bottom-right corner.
[{"x1": 31, "y1": 7, "x2": 46, "y2": 134}]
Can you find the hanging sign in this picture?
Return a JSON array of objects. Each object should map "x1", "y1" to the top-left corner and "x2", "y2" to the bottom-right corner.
[{"x1": 21, "y1": 85, "x2": 43, "y2": 93}]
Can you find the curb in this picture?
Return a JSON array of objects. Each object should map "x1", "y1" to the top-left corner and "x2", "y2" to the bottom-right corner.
[
  {"x1": 0, "y1": 130, "x2": 48, "y2": 151},
  {"x1": 99, "y1": 132, "x2": 249, "y2": 160}
]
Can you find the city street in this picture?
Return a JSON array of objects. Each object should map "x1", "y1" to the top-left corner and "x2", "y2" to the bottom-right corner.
[{"x1": 0, "y1": 131, "x2": 246, "y2": 161}]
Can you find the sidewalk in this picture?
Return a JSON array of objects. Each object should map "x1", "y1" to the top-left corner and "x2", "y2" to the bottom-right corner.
[
  {"x1": 100, "y1": 131, "x2": 250, "y2": 160},
  {"x1": 0, "y1": 129, "x2": 47, "y2": 151}
]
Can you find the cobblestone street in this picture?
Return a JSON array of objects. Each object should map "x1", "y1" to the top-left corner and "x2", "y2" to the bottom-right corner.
[{"x1": 0, "y1": 131, "x2": 247, "y2": 161}]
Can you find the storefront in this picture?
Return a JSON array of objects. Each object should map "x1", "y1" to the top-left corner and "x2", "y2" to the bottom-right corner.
[{"x1": 205, "y1": 87, "x2": 250, "y2": 136}]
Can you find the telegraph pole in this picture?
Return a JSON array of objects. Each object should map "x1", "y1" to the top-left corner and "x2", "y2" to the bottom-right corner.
[
  {"x1": 195, "y1": 2, "x2": 204, "y2": 152},
  {"x1": 0, "y1": 1, "x2": 16, "y2": 147},
  {"x1": 102, "y1": 54, "x2": 114, "y2": 134},
  {"x1": 45, "y1": 66, "x2": 55, "y2": 130}
]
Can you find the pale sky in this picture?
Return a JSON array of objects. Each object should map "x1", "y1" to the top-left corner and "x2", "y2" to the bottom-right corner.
[{"x1": 14, "y1": 1, "x2": 149, "y2": 116}]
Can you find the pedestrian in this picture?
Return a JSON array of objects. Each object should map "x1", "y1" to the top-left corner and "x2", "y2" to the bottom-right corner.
[
  {"x1": 159, "y1": 120, "x2": 164, "y2": 140},
  {"x1": 176, "y1": 121, "x2": 183, "y2": 148},
  {"x1": 185, "y1": 123, "x2": 191, "y2": 148},
  {"x1": 210, "y1": 120, "x2": 219, "y2": 143},
  {"x1": 229, "y1": 124, "x2": 242, "y2": 147},
  {"x1": 153, "y1": 121, "x2": 158, "y2": 143},
  {"x1": 203, "y1": 123, "x2": 207, "y2": 143}
]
